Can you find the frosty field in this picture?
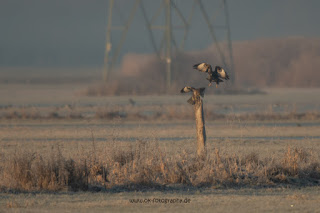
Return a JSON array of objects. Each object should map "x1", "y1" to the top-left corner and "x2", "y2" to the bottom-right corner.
[{"x1": 0, "y1": 84, "x2": 319, "y2": 212}]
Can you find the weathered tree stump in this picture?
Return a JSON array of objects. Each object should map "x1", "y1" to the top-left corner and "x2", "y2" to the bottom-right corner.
[
  {"x1": 181, "y1": 87, "x2": 207, "y2": 158},
  {"x1": 194, "y1": 97, "x2": 206, "y2": 157}
]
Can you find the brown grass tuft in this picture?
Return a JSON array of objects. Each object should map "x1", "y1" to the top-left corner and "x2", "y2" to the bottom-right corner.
[{"x1": 0, "y1": 142, "x2": 319, "y2": 192}]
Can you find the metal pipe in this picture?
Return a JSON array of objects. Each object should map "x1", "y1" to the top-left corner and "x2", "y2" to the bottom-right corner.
[
  {"x1": 110, "y1": 0, "x2": 141, "y2": 73},
  {"x1": 223, "y1": 0, "x2": 235, "y2": 84},
  {"x1": 197, "y1": 0, "x2": 227, "y2": 68},
  {"x1": 103, "y1": 0, "x2": 114, "y2": 82},
  {"x1": 140, "y1": 1, "x2": 161, "y2": 58},
  {"x1": 165, "y1": 0, "x2": 172, "y2": 90}
]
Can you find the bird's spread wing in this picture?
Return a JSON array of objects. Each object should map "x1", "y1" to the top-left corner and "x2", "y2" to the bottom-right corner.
[
  {"x1": 187, "y1": 97, "x2": 195, "y2": 105},
  {"x1": 219, "y1": 70, "x2": 229, "y2": 80},
  {"x1": 214, "y1": 66, "x2": 229, "y2": 80},
  {"x1": 193, "y1": 63, "x2": 212, "y2": 73}
]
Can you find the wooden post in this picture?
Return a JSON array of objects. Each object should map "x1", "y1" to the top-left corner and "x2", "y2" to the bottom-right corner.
[{"x1": 194, "y1": 94, "x2": 206, "y2": 157}]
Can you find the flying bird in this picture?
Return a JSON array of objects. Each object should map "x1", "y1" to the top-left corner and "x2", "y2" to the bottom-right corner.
[
  {"x1": 180, "y1": 86, "x2": 205, "y2": 105},
  {"x1": 193, "y1": 63, "x2": 230, "y2": 87}
]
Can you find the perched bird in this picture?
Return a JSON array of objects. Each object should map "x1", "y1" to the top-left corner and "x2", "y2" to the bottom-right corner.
[
  {"x1": 180, "y1": 86, "x2": 205, "y2": 105},
  {"x1": 193, "y1": 63, "x2": 230, "y2": 87},
  {"x1": 180, "y1": 86, "x2": 205, "y2": 96}
]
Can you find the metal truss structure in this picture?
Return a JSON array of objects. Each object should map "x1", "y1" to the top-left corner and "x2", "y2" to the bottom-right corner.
[{"x1": 103, "y1": 0, "x2": 234, "y2": 88}]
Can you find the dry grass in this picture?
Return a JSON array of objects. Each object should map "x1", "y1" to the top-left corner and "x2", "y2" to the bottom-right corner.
[
  {"x1": 0, "y1": 140, "x2": 319, "y2": 192},
  {"x1": 0, "y1": 149, "x2": 88, "y2": 192}
]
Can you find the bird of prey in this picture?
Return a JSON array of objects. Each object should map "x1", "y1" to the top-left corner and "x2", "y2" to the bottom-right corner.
[
  {"x1": 180, "y1": 86, "x2": 205, "y2": 105},
  {"x1": 193, "y1": 63, "x2": 230, "y2": 87}
]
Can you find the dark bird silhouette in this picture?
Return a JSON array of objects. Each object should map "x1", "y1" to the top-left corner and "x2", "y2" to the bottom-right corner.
[
  {"x1": 128, "y1": 98, "x2": 136, "y2": 106},
  {"x1": 193, "y1": 63, "x2": 230, "y2": 87},
  {"x1": 180, "y1": 86, "x2": 205, "y2": 105}
]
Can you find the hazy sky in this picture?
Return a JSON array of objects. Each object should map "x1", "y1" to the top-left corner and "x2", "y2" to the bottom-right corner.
[{"x1": 1, "y1": 0, "x2": 320, "y2": 66}]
